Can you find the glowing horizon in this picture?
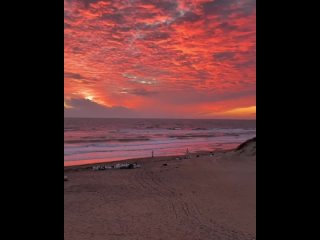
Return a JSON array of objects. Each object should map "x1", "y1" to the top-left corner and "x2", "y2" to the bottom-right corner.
[{"x1": 64, "y1": 0, "x2": 256, "y2": 119}]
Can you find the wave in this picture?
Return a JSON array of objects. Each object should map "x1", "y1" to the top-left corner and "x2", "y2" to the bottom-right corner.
[
  {"x1": 64, "y1": 134, "x2": 255, "y2": 157},
  {"x1": 64, "y1": 137, "x2": 150, "y2": 144},
  {"x1": 64, "y1": 118, "x2": 256, "y2": 165},
  {"x1": 64, "y1": 129, "x2": 255, "y2": 144},
  {"x1": 64, "y1": 127, "x2": 78, "y2": 132}
]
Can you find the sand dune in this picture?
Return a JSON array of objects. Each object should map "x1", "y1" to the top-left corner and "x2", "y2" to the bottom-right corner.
[
  {"x1": 236, "y1": 137, "x2": 256, "y2": 156},
  {"x1": 64, "y1": 142, "x2": 256, "y2": 240}
]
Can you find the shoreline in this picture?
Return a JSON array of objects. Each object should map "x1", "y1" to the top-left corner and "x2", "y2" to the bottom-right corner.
[
  {"x1": 64, "y1": 149, "x2": 230, "y2": 172},
  {"x1": 64, "y1": 137, "x2": 256, "y2": 171}
]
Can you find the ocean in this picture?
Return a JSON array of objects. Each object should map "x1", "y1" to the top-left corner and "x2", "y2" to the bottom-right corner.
[{"x1": 64, "y1": 118, "x2": 256, "y2": 166}]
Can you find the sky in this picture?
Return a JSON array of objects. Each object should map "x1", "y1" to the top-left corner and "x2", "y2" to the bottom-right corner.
[{"x1": 64, "y1": 0, "x2": 256, "y2": 119}]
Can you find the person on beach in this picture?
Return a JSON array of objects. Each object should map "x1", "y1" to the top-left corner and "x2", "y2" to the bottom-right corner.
[{"x1": 186, "y1": 148, "x2": 191, "y2": 159}]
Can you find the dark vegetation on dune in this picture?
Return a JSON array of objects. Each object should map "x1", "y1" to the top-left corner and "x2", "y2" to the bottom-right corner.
[{"x1": 236, "y1": 137, "x2": 256, "y2": 156}]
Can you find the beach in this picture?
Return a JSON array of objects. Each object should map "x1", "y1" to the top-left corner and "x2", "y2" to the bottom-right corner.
[
  {"x1": 64, "y1": 140, "x2": 256, "y2": 240},
  {"x1": 64, "y1": 0, "x2": 256, "y2": 237}
]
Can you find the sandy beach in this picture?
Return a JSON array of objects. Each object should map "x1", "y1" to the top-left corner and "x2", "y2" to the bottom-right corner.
[{"x1": 64, "y1": 140, "x2": 256, "y2": 240}]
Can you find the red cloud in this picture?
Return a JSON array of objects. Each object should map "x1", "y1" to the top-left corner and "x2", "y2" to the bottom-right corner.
[{"x1": 64, "y1": 0, "x2": 256, "y2": 118}]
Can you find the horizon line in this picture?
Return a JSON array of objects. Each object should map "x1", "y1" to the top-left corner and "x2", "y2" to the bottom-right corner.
[{"x1": 64, "y1": 117, "x2": 256, "y2": 121}]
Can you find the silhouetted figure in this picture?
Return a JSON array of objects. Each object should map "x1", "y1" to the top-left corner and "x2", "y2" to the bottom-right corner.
[{"x1": 186, "y1": 148, "x2": 191, "y2": 159}]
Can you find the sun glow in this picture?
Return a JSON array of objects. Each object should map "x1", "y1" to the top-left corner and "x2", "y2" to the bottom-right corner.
[
  {"x1": 64, "y1": 101, "x2": 73, "y2": 109},
  {"x1": 85, "y1": 95, "x2": 94, "y2": 101},
  {"x1": 217, "y1": 106, "x2": 256, "y2": 118}
]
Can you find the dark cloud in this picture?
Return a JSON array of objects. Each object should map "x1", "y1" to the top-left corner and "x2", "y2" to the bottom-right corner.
[
  {"x1": 142, "y1": 0, "x2": 177, "y2": 12},
  {"x1": 202, "y1": 0, "x2": 256, "y2": 18},
  {"x1": 202, "y1": 0, "x2": 235, "y2": 16},
  {"x1": 235, "y1": 59, "x2": 256, "y2": 69},
  {"x1": 175, "y1": 12, "x2": 201, "y2": 24},
  {"x1": 78, "y1": 0, "x2": 100, "y2": 8},
  {"x1": 64, "y1": 22, "x2": 71, "y2": 29},
  {"x1": 196, "y1": 71, "x2": 211, "y2": 81},
  {"x1": 64, "y1": 99, "x2": 139, "y2": 118},
  {"x1": 71, "y1": 47, "x2": 83, "y2": 54},
  {"x1": 130, "y1": 88, "x2": 159, "y2": 96},
  {"x1": 143, "y1": 32, "x2": 170, "y2": 41},
  {"x1": 64, "y1": 72, "x2": 84, "y2": 79},
  {"x1": 113, "y1": 26, "x2": 132, "y2": 32},
  {"x1": 236, "y1": 0, "x2": 256, "y2": 16},
  {"x1": 217, "y1": 22, "x2": 238, "y2": 31},
  {"x1": 101, "y1": 13, "x2": 125, "y2": 24},
  {"x1": 214, "y1": 52, "x2": 236, "y2": 61}
]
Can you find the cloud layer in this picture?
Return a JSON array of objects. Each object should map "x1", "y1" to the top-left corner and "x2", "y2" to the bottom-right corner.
[{"x1": 64, "y1": 0, "x2": 256, "y2": 118}]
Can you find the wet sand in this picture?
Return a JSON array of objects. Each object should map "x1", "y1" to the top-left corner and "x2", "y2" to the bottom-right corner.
[{"x1": 64, "y1": 148, "x2": 256, "y2": 240}]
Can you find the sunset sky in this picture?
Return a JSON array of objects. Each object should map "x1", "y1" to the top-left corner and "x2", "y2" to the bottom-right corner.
[{"x1": 64, "y1": 0, "x2": 256, "y2": 119}]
